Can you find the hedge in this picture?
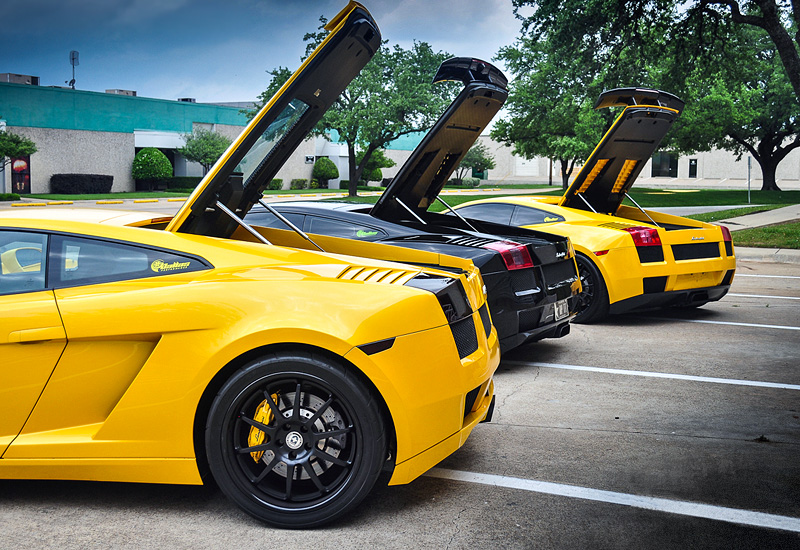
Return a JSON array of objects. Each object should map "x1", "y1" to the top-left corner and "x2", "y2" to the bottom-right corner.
[
  {"x1": 290, "y1": 178, "x2": 308, "y2": 190},
  {"x1": 0, "y1": 193, "x2": 21, "y2": 201},
  {"x1": 50, "y1": 174, "x2": 113, "y2": 194},
  {"x1": 136, "y1": 176, "x2": 202, "y2": 191}
]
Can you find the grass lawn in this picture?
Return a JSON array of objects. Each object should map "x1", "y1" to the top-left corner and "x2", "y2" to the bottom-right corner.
[
  {"x1": 25, "y1": 188, "x2": 362, "y2": 201},
  {"x1": 685, "y1": 205, "x2": 788, "y2": 223},
  {"x1": 731, "y1": 222, "x2": 800, "y2": 249}
]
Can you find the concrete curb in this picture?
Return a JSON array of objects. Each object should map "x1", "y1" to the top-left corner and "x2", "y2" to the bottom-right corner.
[{"x1": 734, "y1": 247, "x2": 800, "y2": 265}]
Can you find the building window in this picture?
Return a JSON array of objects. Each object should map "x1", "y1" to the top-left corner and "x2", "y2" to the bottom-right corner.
[{"x1": 651, "y1": 152, "x2": 678, "y2": 178}]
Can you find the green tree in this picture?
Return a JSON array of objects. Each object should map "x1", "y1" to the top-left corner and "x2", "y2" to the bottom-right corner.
[
  {"x1": 132, "y1": 147, "x2": 172, "y2": 180},
  {"x1": 0, "y1": 130, "x2": 37, "y2": 168},
  {"x1": 492, "y1": 35, "x2": 607, "y2": 188},
  {"x1": 242, "y1": 67, "x2": 294, "y2": 121},
  {"x1": 312, "y1": 157, "x2": 339, "y2": 188},
  {"x1": 453, "y1": 142, "x2": 497, "y2": 183},
  {"x1": 355, "y1": 149, "x2": 395, "y2": 183},
  {"x1": 178, "y1": 129, "x2": 233, "y2": 175},
  {"x1": 511, "y1": 0, "x2": 800, "y2": 190},
  {"x1": 254, "y1": 17, "x2": 457, "y2": 196},
  {"x1": 668, "y1": 27, "x2": 800, "y2": 191}
]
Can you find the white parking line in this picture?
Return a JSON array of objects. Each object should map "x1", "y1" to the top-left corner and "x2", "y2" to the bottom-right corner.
[
  {"x1": 505, "y1": 361, "x2": 800, "y2": 390},
  {"x1": 736, "y1": 274, "x2": 800, "y2": 280},
  {"x1": 426, "y1": 468, "x2": 800, "y2": 533},
  {"x1": 728, "y1": 293, "x2": 800, "y2": 300},
  {"x1": 675, "y1": 319, "x2": 800, "y2": 331}
]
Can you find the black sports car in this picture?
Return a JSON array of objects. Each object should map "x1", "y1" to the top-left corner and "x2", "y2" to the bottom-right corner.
[
  {"x1": 246, "y1": 57, "x2": 582, "y2": 353},
  {"x1": 246, "y1": 200, "x2": 579, "y2": 353}
]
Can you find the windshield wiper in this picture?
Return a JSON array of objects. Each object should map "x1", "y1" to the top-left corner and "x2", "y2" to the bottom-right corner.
[
  {"x1": 257, "y1": 198, "x2": 325, "y2": 252},
  {"x1": 436, "y1": 196, "x2": 479, "y2": 232}
]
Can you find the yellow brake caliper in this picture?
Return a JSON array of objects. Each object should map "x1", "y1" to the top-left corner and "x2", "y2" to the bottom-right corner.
[{"x1": 248, "y1": 394, "x2": 278, "y2": 462}]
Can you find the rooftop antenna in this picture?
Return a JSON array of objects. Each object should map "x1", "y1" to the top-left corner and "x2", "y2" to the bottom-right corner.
[{"x1": 67, "y1": 50, "x2": 78, "y2": 89}]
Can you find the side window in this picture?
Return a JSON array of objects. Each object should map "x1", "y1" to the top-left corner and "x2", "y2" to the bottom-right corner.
[
  {"x1": 0, "y1": 231, "x2": 47, "y2": 295},
  {"x1": 306, "y1": 216, "x2": 386, "y2": 240},
  {"x1": 50, "y1": 236, "x2": 209, "y2": 288},
  {"x1": 511, "y1": 206, "x2": 565, "y2": 226},
  {"x1": 246, "y1": 211, "x2": 305, "y2": 230},
  {"x1": 457, "y1": 203, "x2": 515, "y2": 225}
]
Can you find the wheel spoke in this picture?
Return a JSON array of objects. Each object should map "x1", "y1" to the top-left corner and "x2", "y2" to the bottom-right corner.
[
  {"x1": 239, "y1": 415, "x2": 275, "y2": 435},
  {"x1": 313, "y1": 448, "x2": 351, "y2": 467},
  {"x1": 263, "y1": 390, "x2": 283, "y2": 420},
  {"x1": 236, "y1": 442, "x2": 273, "y2": 454},
  {"x1": 302, "y1": 461, "x2": 326, "y2": 493},
  {"x1": 312, "y1": 426, "x2": 352, "y2": 441},
  {"x1": 285, "y1": 464, "x2": 296, "y2": 499},
  {"x1": 306, "y1": 395, "x2": 334, "y2": 425},
  {"x1": 251, "y1": 454, "x2": 279, "y2": 485},
  {"x1": 290, "y1": 382, "x2": 302, "y2": 421}
]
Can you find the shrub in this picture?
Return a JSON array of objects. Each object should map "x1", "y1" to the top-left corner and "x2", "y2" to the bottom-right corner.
[
  {"x1": 267, "y1": 179, "x2": 283, "y2": 191},
  {"x1": 0, "y1": 193, "x2": 21, "y2": 201},
  {"x1": 290, "y1": 178, "x2": 308, "y2": 190},
  {"x1": 50, "y1": 174, "x2": 113, "y2": 194},
  {"x1": 462, "y1": 177, "x2": 480, "y2": 188},
  {"x1": 312, "y1": 157, "x2": 339, "y2": 188},
  {"x1": 132, "y1": 148, "x2": 172, "y2": 180},
  {"x1": 136, "y1": 176, "x2": 202, "y2": 191}
]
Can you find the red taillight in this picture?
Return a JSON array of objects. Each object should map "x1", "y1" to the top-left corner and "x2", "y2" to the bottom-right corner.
[
  {"x1": 484, "y1": 241, "x2": 535, "y2": 270},
  {"x1": 720, "y1": 225, "x2": 732, "y2": 242},
  {"x1": 623, "y1": 226, "x2": 662, "y2": 247}
]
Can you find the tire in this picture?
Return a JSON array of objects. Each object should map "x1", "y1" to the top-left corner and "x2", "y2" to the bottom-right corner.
[
  {"x1": 205, "y1": 351, "x2": 386, "y2": 528},
  {"x1": 573, "y1": 254, "x2": 610, "y2": 324}
]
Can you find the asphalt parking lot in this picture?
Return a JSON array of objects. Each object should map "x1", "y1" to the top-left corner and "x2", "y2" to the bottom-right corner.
[{"x1": 1, "y1": 258, "x2": 798, "y2": 549}]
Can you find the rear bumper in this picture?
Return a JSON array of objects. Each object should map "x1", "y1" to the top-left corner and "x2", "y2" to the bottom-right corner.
[{"x1": 609, "y1": 284, "x2": 730, "y2": 314}]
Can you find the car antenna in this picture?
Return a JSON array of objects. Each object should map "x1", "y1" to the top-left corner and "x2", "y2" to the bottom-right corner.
[
  {"x1": 436, "y1": 196, "x2": 480, "y2": 232},
  {"x1": 624, "y1": 192, "x2": 661, "y2": 228},
  {"x1": 395, "y1": 197, "x2": 428, "y2": 224},
  {"x1": 258, "y1": 197, "x2": 325, "y2": 252}
]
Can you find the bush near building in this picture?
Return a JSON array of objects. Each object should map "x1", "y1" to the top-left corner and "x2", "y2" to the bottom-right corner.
[
  {"x1": 290, "y1": 179, "x2": 308, "y2": 190},
  {"x1": 267, "y1": 179, "x2": 283, "y2": 190},
  {"x1": 132, "y1": 147, "x2": 172, "y2": 184},
  {"x1": 50, "y1": 174, "x2": 113, "y2": 194},
  {"x1": 312, "y1": 157, "x2": 339, "y2": 189}
]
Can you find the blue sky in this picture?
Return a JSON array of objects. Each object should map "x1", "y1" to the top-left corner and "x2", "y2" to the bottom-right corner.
[{"x1": 1, "y1": 0, "x2": 525, "y2": 103}]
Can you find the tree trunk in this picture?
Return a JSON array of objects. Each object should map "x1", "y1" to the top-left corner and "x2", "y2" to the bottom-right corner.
[
  {"x1": 758, "y1": 157, "x2": 783, "y2": 191},
  {"x1": 347, "y1": 143, "x2": 358, "y2": 197},
  {"x1": 559, "y1": 159, "x2": 570, "y2": 189}
]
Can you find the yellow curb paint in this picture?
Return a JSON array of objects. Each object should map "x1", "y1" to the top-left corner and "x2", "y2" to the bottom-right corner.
[
  {"x1": 134, "y1": 199, "x2": 159, "y2": 203},
  {"x1": 97, "y1": 200, "x2": 124, "y2": 204},
  {"x1": 47, "y1": 201, "x2": 73, "y2": 205},
  {"x1": 167, "y1": 198, "x2": 187, "y2": 202},
  {"x1": 11, "y1": 202, "x2": 47, "y2": 207}
]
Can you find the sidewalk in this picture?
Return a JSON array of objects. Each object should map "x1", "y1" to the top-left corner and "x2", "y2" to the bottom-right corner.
[{"x1": 717, "y1": 203, "x2": 800, "y2": 265}]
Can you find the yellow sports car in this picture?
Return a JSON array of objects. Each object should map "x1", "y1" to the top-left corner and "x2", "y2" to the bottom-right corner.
[
  {"x1": 454, "y1": 88, "x2": 736, "y2": 323},
  {"x1": 0, "y1": 2, "x2": 499, "y2": 528}
]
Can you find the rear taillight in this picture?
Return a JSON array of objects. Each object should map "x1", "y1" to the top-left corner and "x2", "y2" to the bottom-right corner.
[
  {"x1": 623, "y1": 226, "x2": 662, "y2": 247},
  {"x1": 484, "y1": 241, "x2": 535, "y2": 270},
  {"x1": 720, "y1": 225, "x2": 732, "y2": 242}
]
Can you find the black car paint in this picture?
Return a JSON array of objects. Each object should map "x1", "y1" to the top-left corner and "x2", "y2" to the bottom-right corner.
[{"x1": 246, "y1": 202, "x2": 577, "y2": 352}]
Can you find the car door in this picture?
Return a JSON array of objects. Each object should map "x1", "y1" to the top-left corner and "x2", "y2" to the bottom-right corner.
[
  {"x1": 5, "y1": 233, "x2": 211, "y2": 459},
  {"x1": 0, "y1": 230, "x2": 66, "y2": 456}
]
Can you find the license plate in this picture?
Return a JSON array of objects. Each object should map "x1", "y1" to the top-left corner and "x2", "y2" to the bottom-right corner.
[{"x1": 555, "y1": 299, "x2": 569, "y2": 321}]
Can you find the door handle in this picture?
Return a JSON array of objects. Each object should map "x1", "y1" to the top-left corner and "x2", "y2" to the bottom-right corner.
[{"x1": 8, "y1": 326, "x2": 66, "y2": 343}]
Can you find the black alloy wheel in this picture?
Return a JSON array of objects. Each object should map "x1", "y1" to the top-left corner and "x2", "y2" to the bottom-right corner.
[
  {"x1": 206, "y1": 352, "x2": 387, "y2": 528},
  {"x1": 573, "y1": 254, "x2": 610, "y2": 324}
]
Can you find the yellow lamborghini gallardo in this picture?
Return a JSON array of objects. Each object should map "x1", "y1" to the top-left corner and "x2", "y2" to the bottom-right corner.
[
  {"x1": 455, "y1": 89, "x2": 736, "y2": 323},
  {"x1": 0, "y1": 3, "x2": 499, "y2": 528}
]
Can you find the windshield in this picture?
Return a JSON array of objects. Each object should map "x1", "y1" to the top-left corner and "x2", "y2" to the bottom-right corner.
[{"x1": 236, "y1": 99, "x2": 310, "y2": 187}]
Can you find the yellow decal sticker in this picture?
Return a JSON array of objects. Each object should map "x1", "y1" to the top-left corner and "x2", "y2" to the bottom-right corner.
[
  {"x1": 151, "y1": 259, "x2": 191, "y2": 273},
  {"x1": 544, "y1": 217, "x2": 560, "y2": 222}
]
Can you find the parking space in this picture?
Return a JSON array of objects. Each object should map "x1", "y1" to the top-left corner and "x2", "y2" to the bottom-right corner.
[{"x1": 2, "y1": 259, "x2": 798, "y2": 548}]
